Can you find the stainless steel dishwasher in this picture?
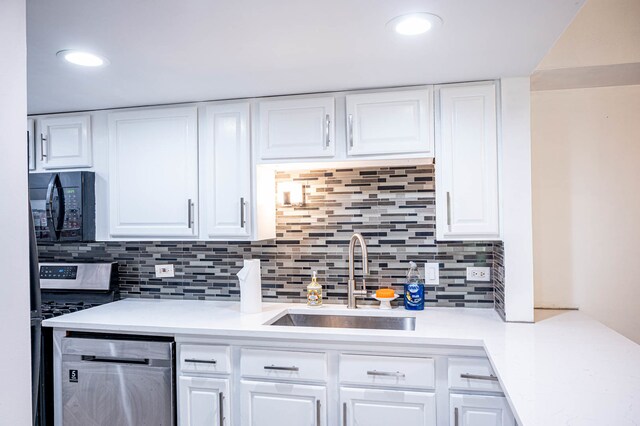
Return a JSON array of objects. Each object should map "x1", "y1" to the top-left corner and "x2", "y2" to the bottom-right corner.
[{"x1": 61, "y1": 334, "x2": 175, "y2": 426}]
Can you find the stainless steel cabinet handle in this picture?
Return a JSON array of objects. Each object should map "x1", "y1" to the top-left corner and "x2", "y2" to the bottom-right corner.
[
  {"x1": 446, "y1": 191, "x2": 452, "y2": 227},
  {"x1": 240, "y1": 197, "x2": 246, "y2": 228},
  {"x1": 263, "y1": 365, "x2": 299, "y2": 372},
  {"x1": 348, "y1": 114, "x2": 354, "y2": 148},
  {"x1": 40, "y1": 133, "x2": 47, "y2": 160},
  {"x1": 454, "y1": 407, "x2": 459, "y2": 426},
  {"x1": 81, "y1": 355, "x2": 149, "y2": 365},
  {"x1": 219, "y1": 392, "x2": 224, "y2": 425},
  {"x1": 342, "y1": 402, "x2": 347, "y2": 426},
  {"x1": 316, "y1": 399, "x2": 321, "y2": 426},
  {"x1": 460, "y1": 373, "x2": 498, "y2": 381},
  {"x1": 324, "y1": 114, "x2": 331, "y2": 148},
  {"x1": 187, "y1": 199, "x2": 194, "y2": 228},
  {"x1": 184, "y1": 358, "x2": 217, "y2": 364},
  {"x1": 367, "y1": 370, "x2": 405, "y2": 378}
]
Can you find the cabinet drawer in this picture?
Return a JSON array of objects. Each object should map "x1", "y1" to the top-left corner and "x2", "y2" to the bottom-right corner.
[
  {"x1": 240, "y1": 348, "x2": 327, "y2": 382},
  {"x1": 339, "y1": 354, "x2": 435, "y2": 389},
  {"x1": 179, "y1": 344, "x2": 231, "y2": 374},
  {"x1": 448, "y1": 357, "x2": 502, "y2": 392}
]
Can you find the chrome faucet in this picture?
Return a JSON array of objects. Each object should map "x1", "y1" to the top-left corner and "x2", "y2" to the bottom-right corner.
[{"x1": 347, "y1": 233, "x2": 369, "y2": 309}]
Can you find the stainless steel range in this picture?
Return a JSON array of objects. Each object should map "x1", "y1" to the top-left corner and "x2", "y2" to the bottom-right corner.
[{"x1": 39, "y1": 262, "x2": 117, "y2": 309}]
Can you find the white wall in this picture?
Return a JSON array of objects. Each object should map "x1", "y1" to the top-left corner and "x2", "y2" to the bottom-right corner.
[
  {"x1": 531, "y1": 0, "x2": 640, "y2": 343},
  {"x1": 532, "y1": 85, "x2": 640, "y2": 343},
  {"x1": 0, "y1": 0, "x2": 32, "y2": 423},
  {"x1": 536, "y1": 0, "x2": 640, "y2": 70},
  {"x1": 500, "y1": 77, "x2": 535, "y2": 323}
]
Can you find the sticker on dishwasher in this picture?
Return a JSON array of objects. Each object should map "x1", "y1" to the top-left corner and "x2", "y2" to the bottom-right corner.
[{"x1": 69, "y1": 370, "x2": 78, "y2": 383}]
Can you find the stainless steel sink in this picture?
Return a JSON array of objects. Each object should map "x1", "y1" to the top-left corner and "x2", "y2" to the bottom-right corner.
[{"x1": 268, "y1": 313, "x2": 416, "y2": 331}]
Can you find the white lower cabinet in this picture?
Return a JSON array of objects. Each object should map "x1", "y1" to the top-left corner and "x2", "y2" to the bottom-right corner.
[
  {"x1": 340, "y1": 386, "x2": 437, "y2": 426},
  {"x1": 450, "y1": 394, "x2": 515, "y2": 426},
  {"x1": 240, "y1": 380, "x2": 326, "y2": 426},
  {"x1": 178, "y1": 376, "x2": 230, "y2": 426},
  {"x1": 176, "y1": 342, "x2": 515, "y2": 426}
]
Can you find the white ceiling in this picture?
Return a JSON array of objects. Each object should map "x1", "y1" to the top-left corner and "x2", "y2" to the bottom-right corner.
[{"x1": 27, "y1": 0, "x2": 585, "y2": 114}]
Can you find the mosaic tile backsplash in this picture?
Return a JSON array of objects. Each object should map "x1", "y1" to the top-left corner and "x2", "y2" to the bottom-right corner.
[{"x1": 38, "y1": 165, "x2": 504, "y2": 309}]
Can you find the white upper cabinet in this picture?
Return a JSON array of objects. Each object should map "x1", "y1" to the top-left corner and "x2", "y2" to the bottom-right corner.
[
  {"x1": 436, "y1": 83, "x2": 500, "y2": 240},
  {"x1": 27, "y1": 118, "x2": 35, "y2": 171},
  {"x1": 36, "y1": 114, "x2": 92, "y2": 169},
  {"x1": 450, "y1": 394, "x2": 515, "y2": 426},
  {"x1": 108, "y1": 106, "x2": 199, "y2": 238},
  {"x1": 202, "y1": 102, "x2": 251, "y2": 239},
  {"x1": 258, "y1": 96, "x2": 335, "y2": 160},
  {"x1": 346, "y1": 89, "x2": 433, "y2": 157}
]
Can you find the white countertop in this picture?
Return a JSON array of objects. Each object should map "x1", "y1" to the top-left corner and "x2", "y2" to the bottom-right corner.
[{"x1": 44, "y1": 299, "x2": 640, "y2": 426}]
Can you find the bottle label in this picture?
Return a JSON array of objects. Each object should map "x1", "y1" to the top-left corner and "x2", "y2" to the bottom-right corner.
[
  {"x1": 404, "y1": 283, "x2": 424, "y2": 309},
  {"x1": 307, "y1": 289, "x2": 322, "y2": 306}
]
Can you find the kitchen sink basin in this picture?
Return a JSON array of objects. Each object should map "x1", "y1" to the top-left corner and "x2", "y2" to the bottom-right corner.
[{"x1": 268, "y1": 313, "x2": 416, "y2": 331}]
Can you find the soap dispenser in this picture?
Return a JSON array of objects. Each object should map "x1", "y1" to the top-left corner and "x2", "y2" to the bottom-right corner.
[
  {"x1": 404, "y1": 261, "x2": 425, "y2": 311},
  {"x1": 307, "y1": 271, "x2": 323, "y2": 307}
]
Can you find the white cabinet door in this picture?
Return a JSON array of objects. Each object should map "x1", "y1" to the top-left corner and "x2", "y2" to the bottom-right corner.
[
  {"x1": 108, "y1": 106, "x2": 198, "y2": 238},
  {"x1": 258, "y1": 97, "x2": 335, "y2": 160},
  {"x1": 340, "y1": 387, "x2": 436, "y2": 426},
  {"x1": 450, "y1": 394, "x2": 515, "y2": 426},
  {"x1": 178, "y1": 376, "x2": 229, "y2": 426},
  {"x1": 202, "y1": 103, "x2": 251, "y2": 238},
  {"x1": 27, "y1": 118, "x2": 35, "y2": 170},
  {"x1": 436, "y1": 83, "x2": 500, "y2": 240},
  {"x1": 346, "y1": 89, "x2": 433, "y2": 156},
  {"x1": 37, "y1": 114, "x2": 92, "y2": 169},
  {"x1": 240, "y1": 380, "x2": 326, "y2": 426}
]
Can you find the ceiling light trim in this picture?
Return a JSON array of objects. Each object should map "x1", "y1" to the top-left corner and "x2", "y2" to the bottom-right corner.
[
  {"x1": 56, "y1": 49, "x2": 110, "y2": 67},
  {"x1": 387, "y1": 13, "x2": 443, "y2": 36}
]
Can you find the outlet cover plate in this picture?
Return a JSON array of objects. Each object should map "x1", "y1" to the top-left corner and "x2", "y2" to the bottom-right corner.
[
  {"x1": 424, "y1": 263, "x2": 440, "y2": 285},
  {"x1": 155, "y1": 264, "x2": 175, "y2": 278},
  {"x1": 466, "y1": 266, "x2": 491, "y2": 282}
]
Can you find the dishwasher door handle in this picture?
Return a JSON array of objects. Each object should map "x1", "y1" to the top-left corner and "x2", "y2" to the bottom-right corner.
[{"x1": 81, "y1": 355, "x2": 150, "y2": 365}]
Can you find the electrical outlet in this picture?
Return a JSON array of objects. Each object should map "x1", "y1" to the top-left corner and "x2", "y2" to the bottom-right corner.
[
  {"x1": 466, "y1": 267, "x2": 491, "y2": 282},
  {"x1": 424, "y1": 263, "x2": 440, "y2": 285},
  {"x1": 155, "y1": 264, "x2": 175, "y2": 278}
]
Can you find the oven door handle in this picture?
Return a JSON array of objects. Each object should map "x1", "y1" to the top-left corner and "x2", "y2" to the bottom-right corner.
[{"x1": 45, "y1": 173, "x2": 65, "y2": 239}]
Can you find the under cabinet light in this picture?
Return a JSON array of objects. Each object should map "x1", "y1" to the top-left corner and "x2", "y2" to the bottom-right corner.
[{"x1": 278, "y1": 181, "x2": 304, "y2": 206}]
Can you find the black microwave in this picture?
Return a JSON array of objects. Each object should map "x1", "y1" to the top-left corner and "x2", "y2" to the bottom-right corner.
[{"x1": 29, "y1": 171, "x2": 95, "y2": 242}]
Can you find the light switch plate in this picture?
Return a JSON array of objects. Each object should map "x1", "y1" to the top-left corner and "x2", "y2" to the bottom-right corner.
[
  {"x1": 424, "y1": 263, "x2": 440, "y2": 285},
  {"x1": 155, "y1": 264, "x2": 175, "y2": 278},
  {"x1": 466, "y1": 266, "x2": 491, "y2": 282}
]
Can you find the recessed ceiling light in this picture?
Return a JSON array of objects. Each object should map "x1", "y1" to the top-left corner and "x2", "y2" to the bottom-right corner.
[
  {"x1": 56, "y1": 50, "x2": 109, "y2": 67},
  {"x1": 387, "y1": 13, "x2": 443, "y2": 36}
]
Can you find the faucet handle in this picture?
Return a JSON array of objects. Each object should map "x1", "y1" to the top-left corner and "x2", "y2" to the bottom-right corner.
[{"x1": 352, "y1": 289, "x2": 367, "y2": 297}]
